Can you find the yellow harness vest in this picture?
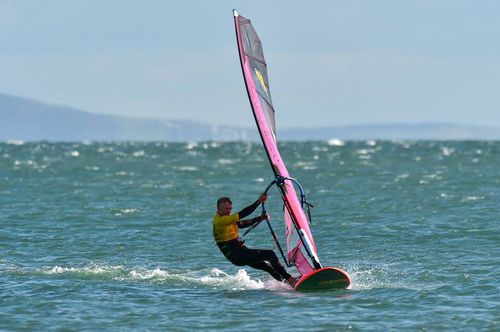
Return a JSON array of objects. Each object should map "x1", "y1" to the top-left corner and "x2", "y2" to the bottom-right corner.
[{"x1": 213, "y1": 213, "x2": 240, "y2": 243}]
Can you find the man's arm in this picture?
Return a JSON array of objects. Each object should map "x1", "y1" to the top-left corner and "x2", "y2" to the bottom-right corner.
[
  {"x1": 238, "y1": 201, "x2": 260, "y2": 220},
  {"x1": 237, "y1": 194, "x2": 267, "y2": 219},
  {"x1": 237, "y1": 214, "x2": 266, "y2": 229}
]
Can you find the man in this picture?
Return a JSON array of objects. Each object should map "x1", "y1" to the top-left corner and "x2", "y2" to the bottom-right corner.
[{"x1": 213, "y1": 194, "x2": 298, "y2": 286}]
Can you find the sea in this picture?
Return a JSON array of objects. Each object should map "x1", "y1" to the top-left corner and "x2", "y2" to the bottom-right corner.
[{"x1": 1, "y1": 140, "x2": 498, "y2": 331}]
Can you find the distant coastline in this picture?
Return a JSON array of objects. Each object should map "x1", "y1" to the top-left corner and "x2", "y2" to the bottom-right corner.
[{"x1": 1, "y1": 93, "x2": 499, "y2": 141}]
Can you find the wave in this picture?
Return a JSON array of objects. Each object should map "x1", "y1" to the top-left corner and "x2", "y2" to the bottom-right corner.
[
  {"x1": 2, "y1": 261, "x2": 445, "y2": 295},
  {"x1": 2, "y1": 263, "x2": 291, "y2": 291}
]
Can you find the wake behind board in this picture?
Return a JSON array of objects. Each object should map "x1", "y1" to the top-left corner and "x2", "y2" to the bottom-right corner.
[{"x1": 294, "y1": 267, "x2": 351, "y2": 291}]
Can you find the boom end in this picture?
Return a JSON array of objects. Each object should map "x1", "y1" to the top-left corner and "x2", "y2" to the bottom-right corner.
[{"x1": 233, "y1": 9, "x2": 239, "y2": 17}]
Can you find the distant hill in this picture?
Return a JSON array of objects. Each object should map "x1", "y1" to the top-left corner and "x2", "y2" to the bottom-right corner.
[
  {"x1": 0, "y1": 93, "x2": 253, "y2": 141},
  {"x1": 1, "y1": 93, "x2": 499, "y2": 141}
]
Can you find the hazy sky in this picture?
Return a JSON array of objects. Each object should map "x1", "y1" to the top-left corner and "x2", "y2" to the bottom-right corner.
[{"x1": 1, "y1": 0, "x2": 499, "y2": 128}]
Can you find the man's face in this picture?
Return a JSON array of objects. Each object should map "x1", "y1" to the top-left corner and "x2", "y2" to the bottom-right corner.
[{"x1": 217, "y1": 202, "x2": 232, "y2": 216}]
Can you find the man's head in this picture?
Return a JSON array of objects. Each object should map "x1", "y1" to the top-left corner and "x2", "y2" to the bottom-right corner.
[{"x1": 217, "y1": 197, "x2": 233, "y2": 216}]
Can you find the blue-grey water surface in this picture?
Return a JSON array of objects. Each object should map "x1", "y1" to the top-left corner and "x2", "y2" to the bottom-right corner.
[{"x1": 1, "y1": 141, "x2": 499, "y2": 330}]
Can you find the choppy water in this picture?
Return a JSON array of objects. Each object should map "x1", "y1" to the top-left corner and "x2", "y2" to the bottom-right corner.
[{"x1": 1, "y1": 140, "x2": 499, "y2": 331}]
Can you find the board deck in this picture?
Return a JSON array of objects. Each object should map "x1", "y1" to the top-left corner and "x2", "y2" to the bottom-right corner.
[{"x1": 294, "y1": 267, "x2": 351, "y2": 291}]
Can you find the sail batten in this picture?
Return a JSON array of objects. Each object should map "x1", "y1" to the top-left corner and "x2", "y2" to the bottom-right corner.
[{"x1": 234, "y1": 11, "x2": 321, "y2": 276}]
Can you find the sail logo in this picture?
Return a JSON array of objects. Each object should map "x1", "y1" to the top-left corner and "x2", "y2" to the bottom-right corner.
[{"x1": 254, "y1": 68, "x2": 269, "y2": 96}]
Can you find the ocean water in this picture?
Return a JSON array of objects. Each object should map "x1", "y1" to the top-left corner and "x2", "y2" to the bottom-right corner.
[{"x1": 1, "y1": 140, "x2": 498, "y2": 331}]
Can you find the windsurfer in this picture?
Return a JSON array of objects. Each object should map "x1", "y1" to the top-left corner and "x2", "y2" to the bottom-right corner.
[{"x1": 213, "y1": 195, "x2": 298, "y2": 286}]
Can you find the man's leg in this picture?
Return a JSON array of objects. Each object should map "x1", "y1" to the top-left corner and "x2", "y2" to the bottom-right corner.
[
  {"x1": 248, "y1": 261, "x2": 282, "y2": 281},
  {"x1": 235, "y1": 247, "x2": 292, "y2": 281}
]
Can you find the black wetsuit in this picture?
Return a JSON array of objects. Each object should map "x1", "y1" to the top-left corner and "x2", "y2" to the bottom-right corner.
[{"x1": 215, "y1": 201, "x2": 291, "y2": 282}]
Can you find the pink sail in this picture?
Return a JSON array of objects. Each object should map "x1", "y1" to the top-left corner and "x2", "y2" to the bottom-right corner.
[{"x1": 233, "y1": 10, "x2": 321, "y2": 276}]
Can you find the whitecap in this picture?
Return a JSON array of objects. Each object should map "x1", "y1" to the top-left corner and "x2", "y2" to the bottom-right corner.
[
  {"x1": 217, "y1": 158, "x2": 236, "y2": 165},
  {"x1": 186, "y1": 142, "x2": 198, "y2": 150},
  {"x1": 97, "y1": 146, "x2": 113, "y2": 153},
  {"x1": 462, "y1": 196, "x2": 483, "y2": 201},
  {"x1": 122, "y1": 208, "x2": 138, "y2": 213},
  {"x1": 423, "y1": 173, "x2": 442, "y2": 181},
  {"x1": 46, "y1": 266, "x2": 78, "y2": 274},
  {"x1": 441, "y1": 147, "x2": 454, "y2": 157},
  {"x1": 31, "y1": 264, "x2": 291, "y2": 291},
  {"x1": 44, "y1": 264, "x2": 125, "y2": 276},
  {"x1": 294, "y1": 161, "x2": 317, "y2": 170},
  {"x1": 177, "y1": 166, "x2": 198, "y2": 171},
  {"x1": 132, "y1": 150, "x2": 145, "y2": 157},
  {"x1": 394, "y1": 173, "x2": 409, "y2": 182},
  {"x1": 327, "y1": 138, "x2": 345, "y2": 146},
  {"x1": 356, "y1": 148, "x2": 373, "y2": 155},
  {"x1": 6, "y1": 140, "x2": 24, "y2": 145},
  {"x1": 198, "y1": 269, "x2": 265, "y2": 290},
  {"x1": 129, "y1": 268, "x2": 169, "y2": 280},
  {"x1": 312, "y1": 145, "x2": 328, "y2": 152}
]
